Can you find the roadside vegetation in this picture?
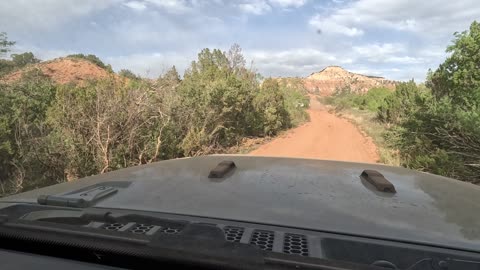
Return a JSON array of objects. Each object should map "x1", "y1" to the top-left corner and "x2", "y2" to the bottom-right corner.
[
  {"x1": 324, "y1": 21, "x2": 480, "y2": 183},
  {"x1": 0, "y1": 37, "x2": 309, "y2": 196}
]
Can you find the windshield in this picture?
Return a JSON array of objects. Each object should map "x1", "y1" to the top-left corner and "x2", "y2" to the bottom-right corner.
[
  {"x1": 1, "y1": 1, "x2": 480, "y2": 269},
  {"x1": 1, "y1": 1, "x2": 479, "y2": 194}
]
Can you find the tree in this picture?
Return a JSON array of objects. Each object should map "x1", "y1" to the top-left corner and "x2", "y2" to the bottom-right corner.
[
  {"x1": 377, "y1": 81, "x2": 425, "y2": 124},
  {"x1": 383, "y1": 21, "x2": 480, "y2": 182},
  {"x1": 0, "y1": 43, "x2": 310, "y2": 195},
  {"x1": 47, "y1": 77, "x2": 178, "y2": 177},
  {"x1": 428, "y1": 20, "x2": 480, "y2": 108},
  {"x1": 177, "y1": 46, "x2": 261, "y2": 155},
  {"x1": 0, "y1": 33, "x2": 15, "y2": 76},
  {"x1": 0, "y1": 70, "x2": 59, "y2": 195},
  {"x1": 254, "y1": 78, "x2": 289, "y2": 135},
  {"x1": 162, "y1": 65, "x2": 180, "y2": 83},
  {"x1": 0, "y1": 32, "x2": 15, "y2": 56},
  {"x1": 227, "y1": 43, "x2": 246, "y2": 73},
  {"x1": 118, "y1": 69, "x2": 139, "y2": 80},
  {"x1": 11, "y1": 52, "x2": 40, "y2": 67}
]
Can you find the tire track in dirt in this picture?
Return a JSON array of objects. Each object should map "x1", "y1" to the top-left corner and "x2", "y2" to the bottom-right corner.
[{"x1": 249, "y1": 96, "x2": 379, "y2": 163}]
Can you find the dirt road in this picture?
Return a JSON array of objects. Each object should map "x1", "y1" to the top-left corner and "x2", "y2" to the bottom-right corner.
[{"x1": 250, "y1": 97, "x2": 379, "y2": 163}]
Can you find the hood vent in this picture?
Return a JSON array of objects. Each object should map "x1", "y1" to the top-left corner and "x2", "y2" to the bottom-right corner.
[
  {"x1": 361, "y1": 170, "x2": 396, "y2": 193},
  {"x1": 208, "y1": 161, "x2": 236, "y2": 178}
]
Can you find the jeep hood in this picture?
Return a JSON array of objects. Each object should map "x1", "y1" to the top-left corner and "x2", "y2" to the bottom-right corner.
[{"x1": 2, "y1": 155, "x2": 480, "y2": 251}]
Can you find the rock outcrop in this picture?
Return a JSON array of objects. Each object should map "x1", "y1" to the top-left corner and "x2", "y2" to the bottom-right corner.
[
  {"x1": 303, "y1": 66, "x2": 396, "y2": 95},
  {"x1": 1, "y1": 57, "x2": 113, "y2": 85}
]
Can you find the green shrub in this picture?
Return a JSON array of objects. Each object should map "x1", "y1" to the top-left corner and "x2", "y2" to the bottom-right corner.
[
  {"x1": 356, "y1": 87, "x2": 391, "y2": 111},
  {"x1": 390, "y1": 98, "x2": 480, "y2": 182},
  {"x1": 0, "y1": 70, "x2": 60, "y2": 194},
  {"x1": 254, "y1": 79, "x2": 290, "y2": 135},
  {"x1": 278, "y1": 78, "x2": 310, "y2": 126},
  {"x1": 11, "y1": 52, "x2": 40, "y2": 67},
  {"x1": 377, "y1": 80, "x2": 428, "y2": 124},
  {"x1": 325, "y1": 85, "x2": 391, "y2": 113},
  {"x1": 118, "y1": 69, "x2": 139, "y2": 80},
  {"x1": 0, "y1": 44, "x2": 309, "y2": 196},
  {"x1": 380, "y1": 21, "x2": 480, "y2": 182}
]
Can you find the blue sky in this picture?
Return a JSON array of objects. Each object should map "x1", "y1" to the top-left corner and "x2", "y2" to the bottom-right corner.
[{"x1": 1, "y1": 0, "x2": 479, "y2": 81}]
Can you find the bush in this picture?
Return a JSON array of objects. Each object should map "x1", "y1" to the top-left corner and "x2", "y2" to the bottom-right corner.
[
  {"x1": 0, "y1": 52, "x2": 40, "y2": 77},
  {"x1": 379, "y1": 21, "x2": 480, "y2": 183},
  {"x1": 390, "y1": 98, "x2": 480, "y2": 182},
  {"x1": 324, "y1": 85, "x2": 391, "y2": 113},
  {"x1": 47, "y1": 76, "x2": 180, "y2": 177},
  {"x1": 0, "y1": 44, "x2": 309, "y2": 196},
  {"x1": 118, "y1": 69, "x2": 139, "y2": 80},
  {"x1": 278, "y1": 78, "x2": 310, "y2": 126},
  {"x1": 323, "y1": 85, "x2": 359, "y2": 110},
  {"x1": 377, "y1": 80, "x2": 428, "y2": 124},
  {"x1": 357, "y1": 87, "x2": 391, "y2": 111},
  {"x1": 11, "y1": 52, "x2": 40, "y2": 67},
  {"x1": 0, "y1": 70, "x2": 60, "y2": 194},
  {"x1": 254, "y1": 79, "x2": 290, "y2": 135}
]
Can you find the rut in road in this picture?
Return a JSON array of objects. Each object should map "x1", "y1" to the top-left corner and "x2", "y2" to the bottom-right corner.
[{"x1": 250, "y1": 97, "x2": 379, "y2": 163}]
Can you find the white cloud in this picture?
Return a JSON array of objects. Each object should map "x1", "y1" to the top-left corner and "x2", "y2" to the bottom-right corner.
[
  {"x1": 237, "y1": 0, "x2": 307, "y2": 14},
  {"x1": 8, "y1": 45, "x2": 76, "y2": 61},
  {"x1": 353, "y1": 43, "x2": 405, "y2": 57},
  {"x1": 384, "y1": 56, "x2": 424, "y2": 64},
  {"x1": 268, "y1": 0, "x2": 307, "y2": 8},
  {"x1": 145, "y1": 0, "x2": 190, "y2": 13},
  {"x1": 309, "y1": 15, "x2": 364, "y2": 36},
  {"x1": 238, "y1": 1, "x2": 272, "y2": 15},
  {"x1": 123, "y1": 1, "x2": 147, "y2": 11},
  {"x1": 2, "y1": 0, "x2": 474, "y2": 83},
  {"x1": 0, "y1": 0, "x2": 119, "y2": 30},
  {"x1": 351, "y1": 43, "x2": 425, "y2": 64},
  {"x1": 247, "y1": 48, "x2": 351, "y2": 77},
  {"x1": 308, "y1": 0, "x2": 480, "y2": 38}
]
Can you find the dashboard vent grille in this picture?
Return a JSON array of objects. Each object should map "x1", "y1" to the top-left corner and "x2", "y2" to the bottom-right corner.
[
  {"x1": 99, "y1": 222, "x2": 181, "y2": 235},
  {"x1": 159, "y1": 227, "x2": 181, "y2": 234},
  {"x1": 250, "y1": 230, "x2": 274, "y2": 251},
  {"x1": 101, "y1": 223, "x2": 125, "y2": 231},
  {"x1": 283, "y1": 233, "x2": 308, "y2": 256},
  {"x1": 130, "y1": 224, "x2": 155, "y2": 234},
  {"x1": 223, "y1": 226, "x2": 244, "y2": 242}
]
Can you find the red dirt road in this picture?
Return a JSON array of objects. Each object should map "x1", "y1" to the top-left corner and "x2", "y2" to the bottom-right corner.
[{"x1": 250, "y1": 97, "x2": 379, "y2": 163}]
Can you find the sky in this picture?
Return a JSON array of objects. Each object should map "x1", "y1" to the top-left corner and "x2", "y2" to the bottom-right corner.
[{"x1": 0, "y1": 0, "x2": 479, "y2": 81}]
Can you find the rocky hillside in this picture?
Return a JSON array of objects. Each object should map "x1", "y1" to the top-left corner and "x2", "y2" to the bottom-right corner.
[
  {"x1": 0, "y1": 57, "x2": 113, "y2": 85},
  {"x1": 303, "y1": 66, "x2": 396, "y2": 95}
]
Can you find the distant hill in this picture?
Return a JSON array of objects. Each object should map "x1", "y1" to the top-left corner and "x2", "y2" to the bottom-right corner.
[
  {"x1": 0, "y1": 57, "x2": 114, "y2": 85},
  {"x1": 303, "y1": 66, "x2": 396, "y2": 95}
]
